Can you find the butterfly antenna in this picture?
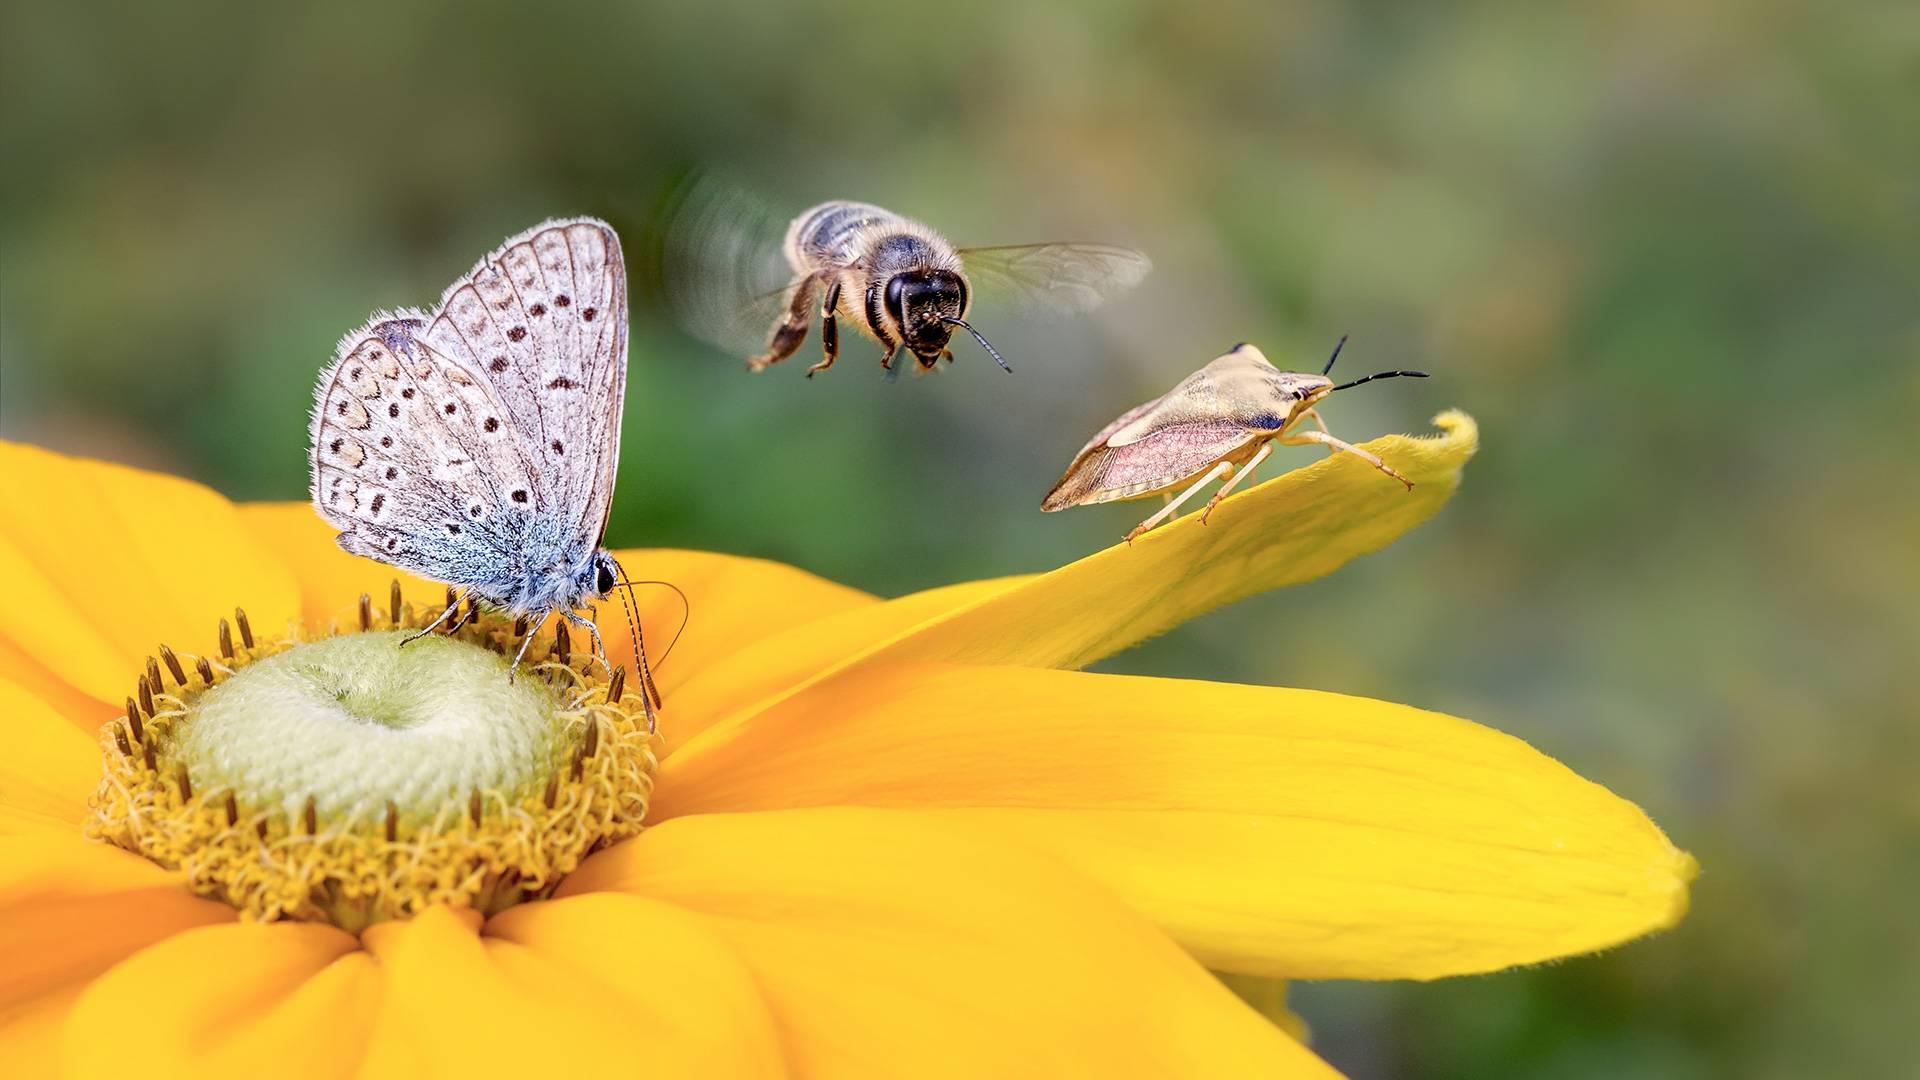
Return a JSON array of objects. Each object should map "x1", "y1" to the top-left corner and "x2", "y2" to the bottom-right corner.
[
  {"x1": 939, "y1": 317, "x2": 1013, "y2": 373},
  {"x1": 616, "y1": 579, "x2": 691, "y2": 665},
  {"x1": 608, "y1": 556, "x2": 663, "y2": 713},
  {"x1": 1321, "y1": 334, "x2": 1350, "y2": 375},
  {"x1": 1330, "y1": 369, "x2": 1430, "y2": 392}
]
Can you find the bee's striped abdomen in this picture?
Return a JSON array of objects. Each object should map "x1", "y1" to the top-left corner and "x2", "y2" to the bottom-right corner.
[{"x1": 786, "y1": 201, "x2": 905, "y2": 269}]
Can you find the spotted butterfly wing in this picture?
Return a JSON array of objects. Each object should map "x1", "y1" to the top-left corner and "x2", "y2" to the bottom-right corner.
[{"x1": 309, "y1": 218, "x2": 627, "y2": 610}]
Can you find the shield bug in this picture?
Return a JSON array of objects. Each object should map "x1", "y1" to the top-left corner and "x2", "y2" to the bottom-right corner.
[{"x1": 1040, "y1": 337, "x2": 1428, "y2": 542}]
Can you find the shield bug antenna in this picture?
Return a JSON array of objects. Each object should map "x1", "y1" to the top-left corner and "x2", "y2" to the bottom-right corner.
[
  {"x1": 1331, "y1": 369, "x2": 1429, "y2": 393},
  {"x1": 1321, "y1": 333, "x2": 1349, "y2": 374},
  {"x1": 1320, "y1": 331, "x2": 1426, "y2": 391}
]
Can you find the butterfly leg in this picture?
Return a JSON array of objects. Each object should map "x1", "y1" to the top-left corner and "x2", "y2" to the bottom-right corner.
[
  {"x1": 807, "y1": 280, "x2": 842, "y2": 378},
  {"x1": 1281, "y1": 428, "x2": 1413, "y2": 489},
  {"x1": 564, "y1": 610, "x2": 659, "y2": 733},
  {"x1": 1124, "y1": 460, "x2": 1235, "y2": 544},
  {"x1": 446, "y1": 596, "x2": 480, "y2": 634},
  {"x1": 748, "y1": 271, "x2": 825, "y2": 372},
  {"x1": 401, "y1": 590, "x2": 464, "y2": 646},
  {"x1": 505, "y1": 619, "x2": 541, "y2": 684},
  {"x1": 1201, "y1": 441, "x2": 1274, "y2": 524}
]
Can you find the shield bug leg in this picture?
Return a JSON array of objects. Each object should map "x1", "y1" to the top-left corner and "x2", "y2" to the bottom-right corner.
[
  {"x1": 1125, "y1": 459, "x2": 1236, "y2": 543},
  {"x1": 807, "y1": 279, "x2": 843, "y2": 378},
  {"x1": 749, "y1": 271, "x2": 827, "y2": 372},
  {"x1": 1201, "y1": 441, "x2": 1275, "y2": 525},
  {"x1": 1282, "y1": 429, "x2": 1413, "y2": 490}
]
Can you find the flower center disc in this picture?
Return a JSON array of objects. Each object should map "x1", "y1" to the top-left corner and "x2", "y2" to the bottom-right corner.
[{"x1": 86, "y1": 590, "x2": 658, "y2": 932}]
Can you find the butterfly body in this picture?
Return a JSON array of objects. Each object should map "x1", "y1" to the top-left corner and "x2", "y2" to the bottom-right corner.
[{"x1": 309, "y1": 218, "x2": 647, "y2": 685}]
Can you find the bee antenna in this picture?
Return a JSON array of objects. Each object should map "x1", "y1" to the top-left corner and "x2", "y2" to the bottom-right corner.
[
  {"x1": 1321, "y1": 334, "x2": 1350, "y2": 375},
  {"x1": 1330, "y1": 369, "x2": 1430, "y2": 393},
  {"x1": 940, "y1": 317, "x2": 1013, "y2": 374}
]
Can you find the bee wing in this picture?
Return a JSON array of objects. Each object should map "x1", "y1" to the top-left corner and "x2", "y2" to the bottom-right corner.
[
  {"x1": 956, "y1": 242, "x2": 1152, "y2": 316},
  {"x1": 649, "y1": 172, "x2": 798, "y2": 357}
]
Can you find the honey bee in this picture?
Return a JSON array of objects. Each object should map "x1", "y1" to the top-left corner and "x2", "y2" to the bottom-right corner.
[{"x1": 657, "y1": 182, "x2": 1150, "y2": 379}]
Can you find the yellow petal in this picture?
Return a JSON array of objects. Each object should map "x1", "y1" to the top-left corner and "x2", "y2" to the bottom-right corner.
[
  {"x1": 864, "y1": 411, "x2": 1478, "y2": 672},
  {"x1": 0, "y1": 633, "x2": 113, "y2": 738},
  {"x1": 0, "y1": 835, "x2": 232, "y2": 1009},
  {"x1": 361, "y1": 903, "x2": 777, "y2": 1079},
  {"x1": 562, "y1": 809, "x2": 1339, "y2": 1078},
  {"x1": 0, "y1": 442, "x2": 301, "y2": 709},
  {"x1": 0, "y1": 677, "x2": 100, "y2": 834},
  {"x1": 674, "y1": 414, "x2": 1476, "y2": 758},
  {"x1": 233, "y1": 503, "x2": 442, "y2": 629},
  {"x1": 600, "y1": 546, "x2": 874, "y2": 698},
  {"x1": 0, "y1": 981, "x2": 85, "y2": 1079},
  {"x1": 63, "y1": 922, "x2": 375, "y2": 1080},
  {"x1": 658, "y1": 663, "x2": 1694, "y2": 981},
  {"x1": 660, "y1": 575, "x2": 1029, "y2": 755},
  {"x1": 485, "y1": 894, "x2": 785, "y2": 1077}
]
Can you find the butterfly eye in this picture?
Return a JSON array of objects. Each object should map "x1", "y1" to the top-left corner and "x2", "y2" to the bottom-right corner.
[{"x1": 595, "y1": 560, "x2": 616, "y2": 596}]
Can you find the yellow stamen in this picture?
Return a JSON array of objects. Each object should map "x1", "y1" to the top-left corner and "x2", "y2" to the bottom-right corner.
[{"x1": 85, "y1": 588, "x2": 658, "y2": 933}]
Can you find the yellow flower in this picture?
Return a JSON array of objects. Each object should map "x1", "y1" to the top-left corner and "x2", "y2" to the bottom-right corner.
[{"x1": 0, "y1": 414, "x2": 1694, "y2": 1078}]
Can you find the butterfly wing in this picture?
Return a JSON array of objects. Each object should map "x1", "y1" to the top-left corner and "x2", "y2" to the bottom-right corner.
[
  {"x1": 957, "y1": 242, "x2": 1152, "y2": 316},
  {"x1": 309, "y1": 313, "x2": 545, "y2": 589},
  {"x1": 416, "y1": 218, "x2": 627, "y2": 548}
]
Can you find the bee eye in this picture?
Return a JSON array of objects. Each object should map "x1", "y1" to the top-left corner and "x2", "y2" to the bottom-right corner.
[{"x1": 884, "y1": 275, "x2": 908, "y2": 320}]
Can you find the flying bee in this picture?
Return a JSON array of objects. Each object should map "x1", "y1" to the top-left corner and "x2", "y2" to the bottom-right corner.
[
  {"x1": 1041, "y1": 337, "x2": 1429, "y2": 543},
  {"x1": 655, "y1": 181, "x2": 1150, "y2": 379}
]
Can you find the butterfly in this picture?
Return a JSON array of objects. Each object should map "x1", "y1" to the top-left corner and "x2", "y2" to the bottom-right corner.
[{"x1": 308, "y1": 217, "x2": 657, "y2": 708}]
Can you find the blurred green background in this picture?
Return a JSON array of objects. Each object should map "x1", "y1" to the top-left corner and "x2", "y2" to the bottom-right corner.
[{"x1": 3, "y1": 0, "x2": 1915, "y2": 1074}]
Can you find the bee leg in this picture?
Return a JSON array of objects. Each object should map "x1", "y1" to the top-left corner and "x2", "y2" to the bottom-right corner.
[
  {"x1": 940, "y1": 349, "x2": 955, "y2": 365},
  {"x1": 748, "y1": 272, "x2": 824, "y2": 372},
  {"x1": 879, "y1": 342, "x2": 900, "y2": 381},
  {"x1": 807, "y1": 280, "x2": 842, "y2": 378},
  {"x1": 1124, "y1": 460, "x2": 1235, "y2": 544},
  {"x1": 1282, "y1": 428, "x2": 1413, "y2": 489},
  {"x1": 1201, "y1": 442, "x2": 1273, "y2": 524}
]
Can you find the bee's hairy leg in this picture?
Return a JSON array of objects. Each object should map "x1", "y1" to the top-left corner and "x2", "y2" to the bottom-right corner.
[
  {"x1": 748, "y1": 271, "x2": 826, "y2": 372},
  {"x1": 807, "y1": 279, "x2": 843, "y2": 378},
  {"x1": 880, "y1": 342, "x2": 900, "y2": 382}
]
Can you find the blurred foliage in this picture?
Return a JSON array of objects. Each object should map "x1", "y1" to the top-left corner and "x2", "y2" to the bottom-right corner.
[{"x1": 3, "y1": 0, "x2": 1916, "y2": 1074}]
